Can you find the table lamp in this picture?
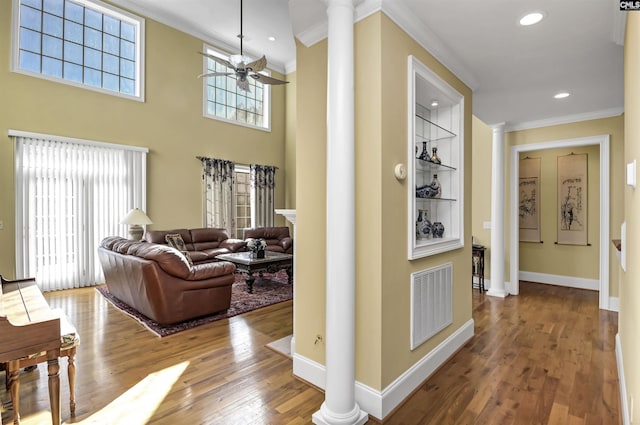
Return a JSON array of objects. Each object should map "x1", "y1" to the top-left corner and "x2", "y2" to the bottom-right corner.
[{"x1": 121, "y1": 208, "x2": 152, "y2": 240}]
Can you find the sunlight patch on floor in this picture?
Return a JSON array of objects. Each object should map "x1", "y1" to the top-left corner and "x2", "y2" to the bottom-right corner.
[{"x1": 75, "y1": 361, "x2": 189, "y2": 424}]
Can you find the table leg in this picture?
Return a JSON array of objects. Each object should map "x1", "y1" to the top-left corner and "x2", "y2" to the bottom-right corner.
[{"x1": 245, "y1": 273, "x2": 255, "y2": 294}]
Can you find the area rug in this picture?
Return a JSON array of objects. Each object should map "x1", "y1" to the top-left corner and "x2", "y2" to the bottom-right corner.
[{"x1": 96, "y1": 271, "x2": 292, "y2": 337}]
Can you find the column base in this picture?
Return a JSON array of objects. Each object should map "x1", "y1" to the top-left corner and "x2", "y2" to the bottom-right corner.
[
  {"x1": 312, "y1": 402, "x2": 369, "y2": 425},
  {"x1": 487, "y1": 288, "x2": 509, "y2": 298}
]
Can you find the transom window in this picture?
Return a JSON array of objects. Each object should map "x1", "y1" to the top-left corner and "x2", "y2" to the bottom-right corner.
[
  {"x1": 11, "y1": 0, "x2": 145, "y2": 100},
  {"x1": 202, "y1": 45, "x2": 271, "y2": 131}
]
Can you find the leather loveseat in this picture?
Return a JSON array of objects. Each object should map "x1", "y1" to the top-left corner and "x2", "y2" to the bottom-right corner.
[
  {"x1": 144, "y1": 228, "x2": 246, "y2": 265},
  {"x1": 243, "y1": 227, "x2": 293, "y2": 254},
  {"x1": 98, "y1": 236, "x2": 236, "y2": 325}
]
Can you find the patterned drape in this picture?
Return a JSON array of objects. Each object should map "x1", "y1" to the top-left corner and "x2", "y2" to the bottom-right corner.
[
  {"x1": 250, "y1": 164, "x2": 276, "y2": 227},
  {"x1": 200, "y1": 157, "x2": 235, "y2": 236}
]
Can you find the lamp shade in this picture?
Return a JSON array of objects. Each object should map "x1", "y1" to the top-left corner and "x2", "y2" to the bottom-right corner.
[{"x1": 120, "y1": 208, "x2": 153, "y2": 225}]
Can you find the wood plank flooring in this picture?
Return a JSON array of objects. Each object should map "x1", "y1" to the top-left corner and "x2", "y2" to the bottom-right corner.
[{"x1": 0, "y1": 281, "x2": 619, "y2": 424}]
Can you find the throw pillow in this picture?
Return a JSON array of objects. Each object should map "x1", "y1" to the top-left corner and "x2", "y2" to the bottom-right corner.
[{"x1": 165, "y1": 233, "x2": 193, "y2": 267}]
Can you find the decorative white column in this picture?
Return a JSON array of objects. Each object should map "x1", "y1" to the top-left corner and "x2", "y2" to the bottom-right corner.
[
  {"x1": 275, "y1": 209, "x2": 297, "y2": 355},
  {"x1": 312, "y1": 0, "x2": 368, "y2": 424},
  {"x1": 488, "y1": 123, "x2": 508, "y2": 298}
]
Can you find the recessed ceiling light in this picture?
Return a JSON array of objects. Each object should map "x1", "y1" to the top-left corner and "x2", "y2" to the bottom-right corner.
[
  {"x1": 431, "y1": 100, "x2": 439, "y2": 107},
  {"x1": 519, "y1": 12, "x2": 545, "y2": 26},
  {"x1": 268, "y1": 36, "x2": 276, "y2": 42},
  {"x1": 554, "y1": 92, "x2": 570, "y2": 99}
]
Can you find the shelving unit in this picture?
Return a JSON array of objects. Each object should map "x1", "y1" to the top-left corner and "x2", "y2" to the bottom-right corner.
[{"x1": 407, "y1": 56, "x2": 465, "y2": 259}]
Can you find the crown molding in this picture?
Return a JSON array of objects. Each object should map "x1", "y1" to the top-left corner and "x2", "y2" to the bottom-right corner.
[
  {"x1": 504, "y1": 107, "x2": 624, "y2": 132},
  {"x1": 290, "y1": 0, "x2": 478, "y2": 90}
]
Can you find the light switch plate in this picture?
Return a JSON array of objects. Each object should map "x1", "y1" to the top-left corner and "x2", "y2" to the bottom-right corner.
[{"x1": 627, "y1": 160, "x2": 636, "y2": 189}]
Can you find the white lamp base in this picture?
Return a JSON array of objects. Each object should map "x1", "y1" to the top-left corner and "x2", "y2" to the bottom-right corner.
[{"x1": 128, "y1": 224, "x2": 144, "y2": 241}]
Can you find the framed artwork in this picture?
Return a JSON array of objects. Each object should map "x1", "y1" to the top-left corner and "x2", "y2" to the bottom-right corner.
[
  {"x1": 557, "y1": 153, "x2": 588, "y2": 245},
  {"x1": 519, "y1": 157, "x2": 541, "y2": 242}
]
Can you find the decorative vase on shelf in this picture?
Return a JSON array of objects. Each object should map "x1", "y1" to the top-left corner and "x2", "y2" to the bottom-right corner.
[
  {"x1": 432, "y1": 221, "x2": 445, "y2": 238},
  {"x1": 430, "y1": 147, "x2": 441, "y2": 164},
  {"x1": 416, "y1": 209, "x2": 432, "y2": 240},
  {"x1": 418, "y1": 141, "x2": 430, "y2": 161},
  {"x1": 430, "y1": 174, "x2": 441, "y2": 198}
]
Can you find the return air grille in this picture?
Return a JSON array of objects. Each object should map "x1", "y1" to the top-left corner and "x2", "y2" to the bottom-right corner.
[{"x1": 410, "y1": 263, "x2": 453, "y2": 350}]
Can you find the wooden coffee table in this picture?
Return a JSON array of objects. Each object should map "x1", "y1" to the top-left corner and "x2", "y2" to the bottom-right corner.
[{"x1": 215, "y1": 251, "x2": 293, "y2": 293}]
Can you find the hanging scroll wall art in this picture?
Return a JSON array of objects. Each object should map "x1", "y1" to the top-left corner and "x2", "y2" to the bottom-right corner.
[
  {"x1": 557, "y1": 153, "x2": 588, "y2": 245},
  {"x1": 519, "y1": 157, "x2": 541, "y2": 242}
]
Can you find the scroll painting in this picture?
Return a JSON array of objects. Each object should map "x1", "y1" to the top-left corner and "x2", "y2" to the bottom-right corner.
[
  {"x1": 557, "y1": 153, "x2": 588, "y2": 245},
  {"x1": 519, "y1": 157, "x2": 541, "y2": 242}
]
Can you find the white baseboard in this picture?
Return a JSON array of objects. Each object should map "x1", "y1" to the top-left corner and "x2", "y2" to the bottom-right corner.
[
  {"x1": 293, "y1": 319, "x2": 475, "y2": 420},
  {"x1": 519, "y1": 271, "x2": 599, "y2": 291},
  {"x1": 609, "y1": 297, "x2": 620, "y2": 312},
  {"x1": 617, "y1": 333, "x2": 630, "y2": 425}
]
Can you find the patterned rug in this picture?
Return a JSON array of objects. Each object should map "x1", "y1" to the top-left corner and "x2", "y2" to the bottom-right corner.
[{"x1": 96, "y1": 271, "x2": 293, "y2": 337}]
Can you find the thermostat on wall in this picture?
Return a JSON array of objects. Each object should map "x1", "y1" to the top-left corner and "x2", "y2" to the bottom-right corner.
[{"x1": 627, "y1": 159, "x2": 636, "y2": 189}]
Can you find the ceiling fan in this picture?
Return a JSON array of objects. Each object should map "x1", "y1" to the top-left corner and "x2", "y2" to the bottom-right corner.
[{"x1": 198, "y1": 0, "x2": 288, "y2": 92}]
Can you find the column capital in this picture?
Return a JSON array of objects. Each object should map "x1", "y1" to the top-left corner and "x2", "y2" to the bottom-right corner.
[{"x1": 490, "y1": 122, "x2": 506, "y2": 131}]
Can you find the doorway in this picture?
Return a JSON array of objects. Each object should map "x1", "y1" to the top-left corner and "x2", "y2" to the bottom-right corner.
[{"x1": 509, "y1": 135, "x2": 611, "y2": 310}]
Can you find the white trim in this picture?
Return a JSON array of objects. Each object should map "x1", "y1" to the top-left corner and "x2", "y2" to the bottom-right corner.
[
  {"x1": 293, "y1": 319, "x2": 474, "y2": 421},
  {"x1": 609, "y1": 297, "x2": 620, "y2": 312},
  {"x1": 8, "y1": 129, "x2": 149, "y2": 153},
  {"x1": 11, "y1": 0, "x2": 146, "y2": 102},
  {"x1": 616, "y1": 334, "x2": 630, "y2": 425},
  {"x1": 504, "y1": 108, "x2": 624, "y2": 133},
  {"x1": 518, "y1": 271, "x2": 599, "y2": 291},
  {"x1": 509, "y1": 135, "x2": 611, "y2": 310}
]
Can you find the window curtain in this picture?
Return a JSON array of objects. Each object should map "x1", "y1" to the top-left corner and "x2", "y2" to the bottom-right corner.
[
  {"x1": 13, "y1": 131, "x2": 147, "y2": 291},
  {"x1": 250, "y1": 164, "x2": 276, "y2": 227},
  {"x1": 200, "y1": 157, "x2": 236, "y2": 236}
]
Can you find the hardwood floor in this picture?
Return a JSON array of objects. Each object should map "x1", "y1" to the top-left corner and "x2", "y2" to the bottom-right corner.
[{"x1": 0, "y1": 281, "x2": 619, "y2": 424}]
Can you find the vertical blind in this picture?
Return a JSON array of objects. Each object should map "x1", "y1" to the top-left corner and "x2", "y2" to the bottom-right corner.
[{"x1": 12, "y1": 130, "x2": 147, "y2": 291}]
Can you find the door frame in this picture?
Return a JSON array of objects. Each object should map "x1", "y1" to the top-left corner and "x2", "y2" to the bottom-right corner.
[{"x1": 509, "y1": 134, "x2": 610, "y2": 310}]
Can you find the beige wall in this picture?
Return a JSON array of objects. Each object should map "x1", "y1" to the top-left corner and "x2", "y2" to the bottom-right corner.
[
  {"x1": 471, "y1": 117, "x2": 492, "y2": 279},
  {"x1": 621, "y1": 11, "x2": 640, "y2": 422},
  {"x1": 471, "y1": 115, "x2": 624, "y2": 297},
  {"x1": 0, "y1": 1, "x2": 291, "y2": 278},
  {"x1": 518, "y1": 146, "x2": 600, "y2": 279},
  {"x1": 295, "y1": 12, "x2": 472, "y2": 391}
]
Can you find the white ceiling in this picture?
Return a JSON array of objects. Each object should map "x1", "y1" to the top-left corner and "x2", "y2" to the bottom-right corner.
[{"x1": 109, "y1": 0, "x2": 626, "y2": 130}]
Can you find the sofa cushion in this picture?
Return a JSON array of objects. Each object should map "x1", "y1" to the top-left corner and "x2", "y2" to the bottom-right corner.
[
  {"x1": 165, "y1": 233, "x2": 194, "y2": 267},
  {"x1": 145, "y1": 229, "x2": 194, "y2": 250}
]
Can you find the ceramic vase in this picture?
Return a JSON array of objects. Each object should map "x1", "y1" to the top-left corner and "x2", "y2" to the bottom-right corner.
[
  {"x1": 416, "y1": 209, "x2": 432, "y2": 240},
  {"x1": 430, "y1": 147, "x2": 441, "y2": 164},
  {"x1": 432, "y1": 221, "x2": 445, "y2": 238},
  {"x1": 418, "y1": 141, "x2": 429, "y2": 161},
  {"x1": 430, "y1": 174, "x2": 441, "y2": 198}
]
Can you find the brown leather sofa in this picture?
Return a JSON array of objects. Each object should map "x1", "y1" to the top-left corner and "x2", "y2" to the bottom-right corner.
[
  {"x1": 98, "y1": 236, "x2": 236, "y2": 325},
  {"x1": 243, "y1": 227, "x2": 293, "y2": 254},
  {"x1": 144, "y1": 228, "x2": 246, "y2": 264}
]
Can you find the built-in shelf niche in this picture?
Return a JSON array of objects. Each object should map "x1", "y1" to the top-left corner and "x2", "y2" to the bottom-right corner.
[{"x1": 407, "y1": 55, "x2": 465, "y2": 259}]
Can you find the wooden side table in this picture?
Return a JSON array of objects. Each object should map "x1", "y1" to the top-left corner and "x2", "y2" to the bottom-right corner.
[{"x1": 472, "y1": 244, "x2": 486, "y2": 292}]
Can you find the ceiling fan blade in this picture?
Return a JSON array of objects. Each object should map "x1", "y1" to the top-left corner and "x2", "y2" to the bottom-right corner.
[
  {"x1": 246, "y1": 55, "x2": 267, "y2": 72},
  {"x1": 250, "y1": 73, "x2": 289, "y2": 86},
  {"x1": 198, "y1": 72, "x2": 234, "y2": 78},
  {"x1": 198, "y1": 51, "x2": 235, "y2": 70}
]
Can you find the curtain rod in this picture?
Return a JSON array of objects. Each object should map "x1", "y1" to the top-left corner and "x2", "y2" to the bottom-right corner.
[{"x1": 196, "y1": 156, "x2": 278, "y2": 169}]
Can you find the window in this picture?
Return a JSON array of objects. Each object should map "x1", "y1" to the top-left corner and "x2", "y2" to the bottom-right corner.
[
  {"x1": 234, "y1": 166, "x2": 252, "y2": 239},
  {"x1": 202, "y1": 45, "x2": 271, "y2": 131},
  {"x1": 11, "y1": 0, "x2": 145, "y2": 100},
  {"x1": 12, "y1": 130, "x2": 148, "y2": 291}
]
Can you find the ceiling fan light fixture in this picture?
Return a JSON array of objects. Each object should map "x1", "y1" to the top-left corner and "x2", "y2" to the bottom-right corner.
[{"x1": 519, "y1": 12, "x2": 545, "y2": 26}]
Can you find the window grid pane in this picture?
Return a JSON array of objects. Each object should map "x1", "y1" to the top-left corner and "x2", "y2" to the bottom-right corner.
[
  {"x1": 203, "y1": 47, "x2": 268, "y2": 129},
  {"x1": 17, "y1": 0, "x2": 139, "y2": 97}
]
